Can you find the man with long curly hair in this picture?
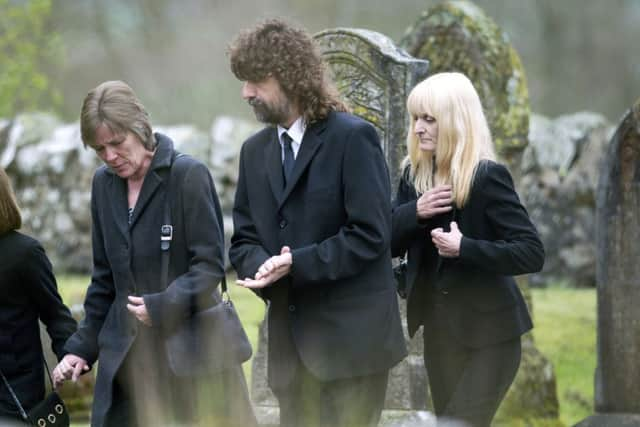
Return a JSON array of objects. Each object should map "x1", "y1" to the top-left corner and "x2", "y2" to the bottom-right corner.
[{"x1": 228, "y1": 19, "x2": 407, "y2": 427}]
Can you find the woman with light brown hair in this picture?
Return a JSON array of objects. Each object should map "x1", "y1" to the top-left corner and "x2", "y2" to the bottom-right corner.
[
  {"x1": 53, "y1": 81, "x2": 255, "y2": 427},
  {"x1": 0, "y1": 167, "x2": 76, "y2": 423}
]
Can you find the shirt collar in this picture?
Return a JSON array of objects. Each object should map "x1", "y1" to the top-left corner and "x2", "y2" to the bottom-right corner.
[{"x1": 277, "y1": 116, "x2": 306, "y2": 145}]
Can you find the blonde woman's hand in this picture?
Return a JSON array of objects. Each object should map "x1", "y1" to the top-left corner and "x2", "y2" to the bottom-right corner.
[
  {"x1": 431, "y1": 221, "x2": 462, "y2": 257},
  {"x1": 416, "y1": 185, "x2": 453, "y2": 220}
]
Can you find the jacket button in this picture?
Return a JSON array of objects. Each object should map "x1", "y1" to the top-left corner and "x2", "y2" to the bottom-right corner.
[
  {"x1": 288, "y1": 305, "x2": 296, "y2": 312},
  {"x1": 279, "y1": 219, "x2": 287, "y2": 229}
]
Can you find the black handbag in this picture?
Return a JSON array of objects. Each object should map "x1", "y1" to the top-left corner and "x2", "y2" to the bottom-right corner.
[
  {"x1": 161, "y1": 153, "x2": 252, "y2": 377},
  {"x1": 0, "y1": 361, "x2": 69, "y2": 427},
  {"x1": 393, "y1": 257, "x2": 408, "y2": 299}
]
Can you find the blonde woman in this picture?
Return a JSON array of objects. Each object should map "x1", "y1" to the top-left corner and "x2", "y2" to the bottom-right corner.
[{"x1": 391, "y1": 72, "x2": 544, "y2": 427}]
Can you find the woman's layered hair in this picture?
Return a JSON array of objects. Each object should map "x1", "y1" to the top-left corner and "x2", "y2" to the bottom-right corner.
[
  {"x1": 0, "y1": 167, "x2": 22, "y2": 235},
  {"x1": 80, "y1": 80, "x2": 156, "y2": 151},
  {"x1": 404, "y1": 72, "x2": 495, "y2": 207}
]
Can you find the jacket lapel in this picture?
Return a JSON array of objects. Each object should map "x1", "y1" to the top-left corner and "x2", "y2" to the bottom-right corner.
[
  {"x1": 129, "y1": 133, "x2": 174, "y2": 228},
  {"x1": 107, "y1": 172, "x2": 131, "y2": 244},
  {"x1": 129, "y1": 172, "x2": 162, "y2": 228},
  {"x1": 265, "y1": 129, "x2": 285, "y2": 204},
  {"x1": 278, "y1": 119, "x2": 327, "y2": 209}
]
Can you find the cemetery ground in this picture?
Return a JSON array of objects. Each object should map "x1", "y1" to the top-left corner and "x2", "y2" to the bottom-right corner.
[{"x1": 58, "y1": 275, "x2": 595, "y2": 427}]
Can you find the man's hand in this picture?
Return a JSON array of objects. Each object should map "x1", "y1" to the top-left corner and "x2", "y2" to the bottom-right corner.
[
  {"x1": 416, "y1": 185, "x2": 453, "y2": 220},
  {"x1": 53, "y1": 354, "x2": 89, "y2": 388},
  {"x1": 237, "y1": 246, "x2": 292, "y2": 289},
  {"x1": 431, "y1": 221, "x2": 462, "y2": 257},
  {"x1": 127, "y1": 296, "x2": 152, "y2": 326}
]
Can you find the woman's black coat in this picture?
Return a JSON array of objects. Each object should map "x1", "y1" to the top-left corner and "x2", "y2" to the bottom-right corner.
[
  {"x1": 0, "y1": 231, "x2": 77, "y2": 417},
  {"x1": 392, "y1": 161, "x2": 544, "y2": 348},
  {"x1": 63, "y1": 134, "x2": 226, "y2": 426}
]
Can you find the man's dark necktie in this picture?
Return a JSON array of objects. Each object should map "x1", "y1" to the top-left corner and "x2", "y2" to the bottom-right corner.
[{"x1": 282, "y1": 132, "x2": 295, "y2": 185}]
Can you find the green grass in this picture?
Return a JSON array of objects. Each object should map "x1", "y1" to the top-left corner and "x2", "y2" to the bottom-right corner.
[
  {"x1": 59, "y1": 276, "x2": 594, "y2": 427},
  {"x1": 531, "y1": 287, "x2": 596, "y2": 427}
]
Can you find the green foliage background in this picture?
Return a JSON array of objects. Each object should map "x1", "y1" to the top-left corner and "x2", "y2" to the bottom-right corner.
[{"x1": 0, "y1": 0, "x2": 63, "y2": 117}]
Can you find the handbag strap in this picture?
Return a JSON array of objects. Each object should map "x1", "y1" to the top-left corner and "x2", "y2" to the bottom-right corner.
[
  {"x1": 160, "y1": 152, "x2": 228, "y2": 295},
  {"x1": 0, "y1": 367, "x2": 29, "y2": 421}
]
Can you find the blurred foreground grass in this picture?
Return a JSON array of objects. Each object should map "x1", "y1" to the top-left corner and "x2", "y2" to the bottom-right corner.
[
  {"x1": 57, "y1": 273, "x2": 265, "y2": 385},
  {"x1": 59, "y1": 276, "x2": 594, "y2": 427}
]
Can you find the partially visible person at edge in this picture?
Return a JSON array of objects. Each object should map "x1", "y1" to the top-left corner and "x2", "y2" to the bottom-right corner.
[
  {"x1": 0, "y1": 167, "x2": 77, "y2": 422},
  {"x1": 52, "y1": 81, "x2": 256, "y2": 427},
  {"x1": 391, "y1": 72, "x2": 544, "y2": 427},
  {"x1": 228, "y1": 19, "x2": 407, "y2": 427}
]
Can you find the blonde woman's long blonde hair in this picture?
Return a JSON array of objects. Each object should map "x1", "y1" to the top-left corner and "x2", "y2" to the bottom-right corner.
[{"x1": 403, "y1": 72, "x2": 496, "y2": 207}]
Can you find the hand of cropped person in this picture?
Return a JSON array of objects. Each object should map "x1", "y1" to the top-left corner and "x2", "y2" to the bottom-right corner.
[
  {"x1": 431, "y1": 221, "x2": 462, "y2": 257},
  {"x1": 416, "y1": 185, "x2": 453, "y2": 220}
]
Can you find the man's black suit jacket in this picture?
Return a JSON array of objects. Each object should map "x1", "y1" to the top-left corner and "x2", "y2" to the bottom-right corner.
[
  {"x1": 230, "y1": 111, "x2": 407, "y2": 386},
  {"x1": 391, "y1": 161, "x2": 544, "y2": 348}
]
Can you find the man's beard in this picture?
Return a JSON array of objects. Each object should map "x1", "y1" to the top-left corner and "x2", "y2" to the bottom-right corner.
[{"x1": 249, "y1": 97, "x2": 292, "y2": 126}]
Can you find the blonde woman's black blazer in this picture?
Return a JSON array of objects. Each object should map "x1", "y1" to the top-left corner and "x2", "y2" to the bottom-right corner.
[{"x1": 391, "y1": 160, "x2": 544, "y2": 348}]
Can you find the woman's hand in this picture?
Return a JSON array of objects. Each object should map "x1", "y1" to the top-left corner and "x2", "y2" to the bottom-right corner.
[
  {"x1": 416, "y1": 185, "x2": 453, "y2": 220},
  {"x1": 431, "y1": 221, "x2": 462, "y2": 257},
  {"x1": 127, "y1": 296, "x2": 152, "y2": 326},
  {"x1": 53, "y1": 354, "x2": 89, "y2": 388}
]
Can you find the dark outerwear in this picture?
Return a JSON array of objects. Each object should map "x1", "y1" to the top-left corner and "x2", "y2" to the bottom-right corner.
[
  {"x1": 63, "y1": 134, "x2": 229, "y2": 427},
  {"x1": 229, "y1": 111, "x2": 407, "y2": 388},
  {"x1": 0, "y1": 231, "x2": 77, "y2": 418},
  {"x1": 391, "y1": 160, "x2": 544, "y2": 348}
]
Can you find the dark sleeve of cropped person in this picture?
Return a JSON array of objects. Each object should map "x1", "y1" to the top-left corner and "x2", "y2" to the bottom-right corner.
[{"x1": 24, "y1": 240, "x2": 77, "y2": 360}]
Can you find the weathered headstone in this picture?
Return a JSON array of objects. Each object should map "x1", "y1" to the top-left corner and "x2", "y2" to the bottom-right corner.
[
  {"x1": 576, "y1": 98, "x2": 640, "y2": 426},
  {"x1": 315, "y1": 27, "x2": 429, "y2": 189},
  {"x1": 399, "y1": 0, "x2": 529, "y2": 163},
  {"x1": 248, "y1": 29, "x2": 431, "y2": 426}
]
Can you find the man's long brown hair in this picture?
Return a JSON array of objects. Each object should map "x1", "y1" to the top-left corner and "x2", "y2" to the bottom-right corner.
[{"x1": 228, "y1": 19, "x2": 348, "y2": 124}]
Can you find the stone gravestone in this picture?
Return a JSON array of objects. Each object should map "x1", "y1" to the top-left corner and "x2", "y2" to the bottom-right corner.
[
  {"x1": 399, "y1": 0, "x2": 529, "y2": 164},
  {"x1": 399, "y1": 1, "x2": 561, "y2": 425},
  {"x1": 249, "y1": 29, "x2": 432, "y2": 426},
  {"x1": 315, "y1": 28, "x2": 429, "y2": 191},
  {"x1": 576, "y1": 98, "x2": 640, "y2": 427}
]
